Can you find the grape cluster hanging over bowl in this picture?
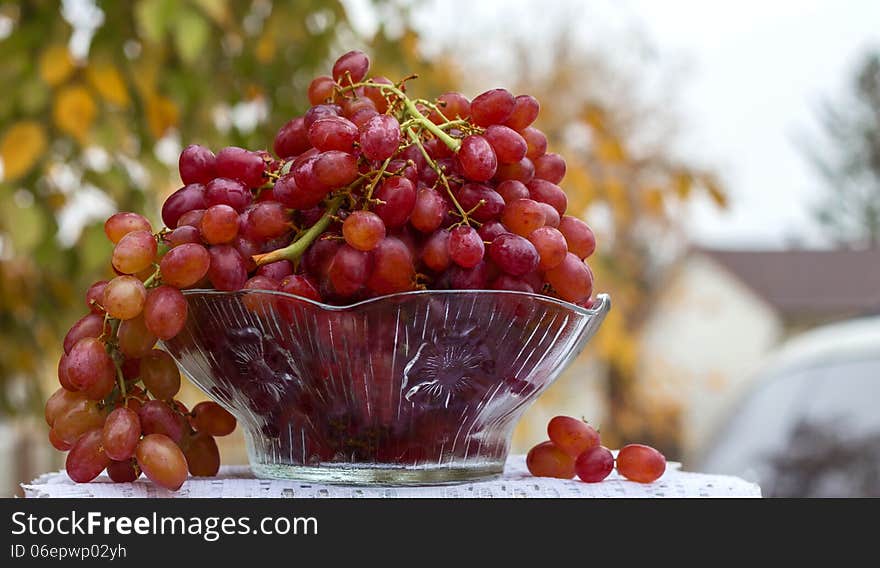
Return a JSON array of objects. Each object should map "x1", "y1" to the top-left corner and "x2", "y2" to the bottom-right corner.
[{"x1": 47, "y1": 51, "x2": 609, "y2": 489}]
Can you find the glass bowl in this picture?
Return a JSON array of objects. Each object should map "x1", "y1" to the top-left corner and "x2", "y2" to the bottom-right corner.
[{"x1": 162, "y1": 289, "x2": 610, "y2": 485}]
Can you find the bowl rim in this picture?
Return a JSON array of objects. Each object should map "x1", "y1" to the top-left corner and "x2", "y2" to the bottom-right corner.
[{"x1": 181, "y1": 288, "x2": 611, "y2": 317}]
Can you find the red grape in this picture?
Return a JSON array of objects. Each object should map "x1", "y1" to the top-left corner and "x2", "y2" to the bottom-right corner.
[
  {"x1": 136, "y1": 434, "x2": 188, "y2": 491},
  {"x1": 574, "y1": 446, "x2": 614, "y2": 483},
  {"x1": 470, "y1": 88, "x2": 515, "y2": 126},
  {"x1": 207, "y1": 245, "x2": 248, "y2": 291},
  {"x1": 184, "y1": 432, "x2": 220, "y2": 476},
  {"x1": 66, "y1": 429, "x2": 111, "y2": 483},
  {"x1": 161, "y1": 184, "x2": 207, "y2": 229},
  {"x1": 53, "y1": 398, "x2": 106, "y2": 445},
  {"x1": 421, "y1": 230, "x2": 451, "y2": 272},
  {"x1": 616, "y1": 444, "x2": 667, "y2": 483},
  {"x1": 343, "y1": 210, "x2": 386, "y2": 251},
  {"x1": 205, "y1": 177, "x2": 252, "y2": 212},
  {"x1": 65, "y1": 337, "x2": 114, "y2": 392},
  {"x1": 280, "y1": 274, "x2": 321, "y2": 302},
  {"x1": 159, "y1": 242, "x2": 210, "y2": 288},
  {"x1": 102, "y1": 276, "x2": 146, "y2": 320},
  {"x1": 102, "y1": 407, "x2": 141, "y2": 461},
  {"x1": 527, "y1": 179, "x2": 567, "y2": 215},
  {"x1": 496, "y1": 180, "x2": 530, "y2": 204},
  {"x1": 314, "y1": 150, "x2": 359, "y2": 188},
  {"x1": 216, "y1": 146, "x2": 265, "y2": 188},
  {"x1": 63, "y1": 313, "x2": 108, "y2": 354},
  {"x1": 359, "y1": 114, "x2": 401, "y2": 161},
  {"x1": 545, "y1": 253, "x2": 593, "y2": 303},
  {"x1": 526, "y1": 441, "x2": 575, "y2": 479},
  {"x1": 521, "y1": 127, "x2": 548, "y2": 159},
  {"x1": 273, "y1": 116, "x2": 311, "y2": 159},
  {"x1": 547, "y1": 415, "x2": 600, "y2": 457},
  {"x1": 484, "y1": 125, "x2": 527, "y2": 164},
  {"x1": 374, "y1": 176, "x2": 416, "y2": 228},
  {"x1": 495, "y1": 157, "x2": 535, "y2": 184},
  {"x1": 308, "y1": 116, "x2": 358, "y2": 152},
  {"x1": 179, "y1": 144, "x2": 216, "y2": 185},
  {"x1": 191, "y1": 401, "x2": 237, "y2": 437},
  {"x1": 558, "y1": 216, "x2": 596, "y2": 259},
  {"x1": 501, "y1": 198, "x2": 545, "y2": 237},
  {"x1": 366, "y1": 237, "x2": 415, "y2": 294},
  {"x1": 166, "y1": 225, "x2": 201, "y2": 247},
  {"x1": 176, "y1": 209, "x2": 205, "y2": 229},
  {"x1": 45, "y1": 388, "x2": 85, "y2": 427},
  {"x1": 363, "y1": 76, "x2": 393, "y2": 113},
  {"x1": 107, "y1": 459, "x2": 140, "y2": 483},
  {"x1": 308, "y1": 75, "x2": 337, "y2": 105},
  {"x1": 430, "y1": 92, "x2": 470, "y2": 123},
  {"x1": 328, "y1": 244, "x2": 372, "y2": 297},
  {"x1": 457, "y1": 135, "x2": 497, "y2": 182},
  {"x1": 200, "y1": 204, "x2": 239, "y2": 245},
  {"x1": 256, "y1": 260, "x2": 293, "y2": 282},
  {"x1": 528, "y1": 227, "x2": 568, "y2": 270},
  {"x1": 139, "y1": 349, "x2": 181, "y2": 400},
  {"x1": 534, "y1": 152, "x2": 566, "y2": 184},
  {"x1": 332, "y1": 50, "x2": 370, "y2": 83},
  {"x1": 104, "y1": 212, "x2": 152, "y2": 244},
  {"x1": 457, "y1": 183, "x2": 505, "y2": 222},
  {"x1": 448, "y1": 225, "x2": 485, "y2": 268},
  {"x1": 117, "y1": 315, "x2": 157, "y2": 358},
  {"x1": 139, "y1": 400, "x2": 185, "y2": 443},
  {"x1": 85, "y1": 280, "x2": 109, "y2": 313},
  {"x1": 112, "y1": 230, "x2": 157, "y2": 274},
  {"x1": 274, "y1": 172, "x2": 324, "y2": 210},
  {"x1": 488, "y1": 233, "x2": 539, "y2": 276},
  {"x1": 410, "y1": 187, "x2": 447, "y2": 233},
  {"x1": 504, "y1": 95, "x2": 540, "y2": 131}
]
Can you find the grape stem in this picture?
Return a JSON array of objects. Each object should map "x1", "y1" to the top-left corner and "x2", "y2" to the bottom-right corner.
[
  {"x1": 345, "y1": 80, "x2": 461, "y2": 152},
  {"x1": 405, "y1": 127, "x2": 477, "y2": 226},
  {"x1": 253, "y1": 194, "x2": 346, "y2": 266},
  {"x1": 143, "y1": 267, "x2": 160, "y2": 288}
]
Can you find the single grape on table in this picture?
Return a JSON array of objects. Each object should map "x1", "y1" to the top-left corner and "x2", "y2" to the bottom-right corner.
[{"x1": 48, "y1": 50, "x2": 601, "y2": 492}]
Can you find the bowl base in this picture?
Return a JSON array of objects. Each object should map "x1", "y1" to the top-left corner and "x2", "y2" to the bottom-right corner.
[{"x1": 250, "y1": 461, "x2": 504, "y2": 486}]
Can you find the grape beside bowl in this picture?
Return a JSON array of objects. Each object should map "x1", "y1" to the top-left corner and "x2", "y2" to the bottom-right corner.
[{"x1": 162, "y1": 289, "x2": 610, "y2": 484}]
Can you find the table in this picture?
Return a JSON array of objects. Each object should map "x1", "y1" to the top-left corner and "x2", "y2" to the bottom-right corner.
[{"x1": 22, "y1": 456, "x2": 760, "y2": 498}]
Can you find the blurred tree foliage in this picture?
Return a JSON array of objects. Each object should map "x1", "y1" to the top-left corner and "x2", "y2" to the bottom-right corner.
[
  {"x1": 808, "y1": 51, "x2": 880, "y2": 248},
  {"x1": 0, "y1": 0, "x2": 444, "y2": 415},
  {"x1": 506, "y1": 37, "x2": 727, "y2": 456}
]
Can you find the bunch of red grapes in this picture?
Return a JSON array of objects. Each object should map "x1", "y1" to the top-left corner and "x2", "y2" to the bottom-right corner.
[
  {"x1": 527, "y1": 416, "x2": 667, "y2": 483},
  {"x1": 47, "y1": 50, "x2": 598, "y2": 491}
]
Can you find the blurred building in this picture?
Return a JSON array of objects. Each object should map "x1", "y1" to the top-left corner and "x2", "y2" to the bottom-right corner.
[{"x1": 639, "y1": 248, "x2": 880, "y2": 462}]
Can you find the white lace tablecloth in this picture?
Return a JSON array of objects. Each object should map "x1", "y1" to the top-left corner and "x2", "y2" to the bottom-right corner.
[{"x1": 22, "y1": 455, "x2": 759, "y2": 498}]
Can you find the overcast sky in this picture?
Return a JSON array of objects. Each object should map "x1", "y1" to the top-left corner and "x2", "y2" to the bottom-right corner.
[{"x1": 382, "y1": 0, "x2": 880, "y2": 249}]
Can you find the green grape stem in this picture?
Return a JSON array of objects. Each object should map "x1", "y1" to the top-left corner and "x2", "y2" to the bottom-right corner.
[
  {"x1": 347, "y1": 80, "x2": 462, "y2": 152},
  {"x1": 253, "y1": 194, "x2": 346, "y2": 266}
]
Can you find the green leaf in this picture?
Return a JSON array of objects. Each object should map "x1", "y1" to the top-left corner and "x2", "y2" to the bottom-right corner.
[
  {"x1": 135, "y1": 0, "x2": 179, "y2": 43},
  {"x1": 78, "y1": 220, "x2": 113, "y2": 274},
  {"x1": 0, "y1": 196, "x2": 44, "y2": 253},
  {"x1": 174, "y1": 8, "x2": 210, "y2": 65}
]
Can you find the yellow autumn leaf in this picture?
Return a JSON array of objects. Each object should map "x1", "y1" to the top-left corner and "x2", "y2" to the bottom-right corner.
[
  {"x1": 145, "y1": 93, "x2": 179, "y2": 138},
  {"x1": 255, "y1": 29, "x2": 276, "y2": 64},
  {"x1": 642, "y1": 187, "x2": 665, "y2": 216},
  {"x1": 53, "y1": 84, "x2": 97, "y2": 142},
  {"x1": 581, "y1": 104, "x2": 608, "y2": 134},
  {"x1": 673, "y1": 171, "x2": 692, "y2": 199},
  {"x1": 0, "y1": 121, "x2": 47, "y2": 182},
  {"x1": 86, "y1": 63, "x2": 130, "y2": 107},
  {"x1": 595, "y1": 134, "x2": 626, "y2": 163},
  {"x1": 38, "y1": 44, "x2": 75, "y2": 86},
  {"x1": 704, "y1": 176, "x2": 728, "y2": 209}
]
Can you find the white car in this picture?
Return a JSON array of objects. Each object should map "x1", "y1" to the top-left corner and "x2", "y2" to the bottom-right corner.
[{"x1": 699, "y1": 316, "x2": 880, "y2": 497}]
